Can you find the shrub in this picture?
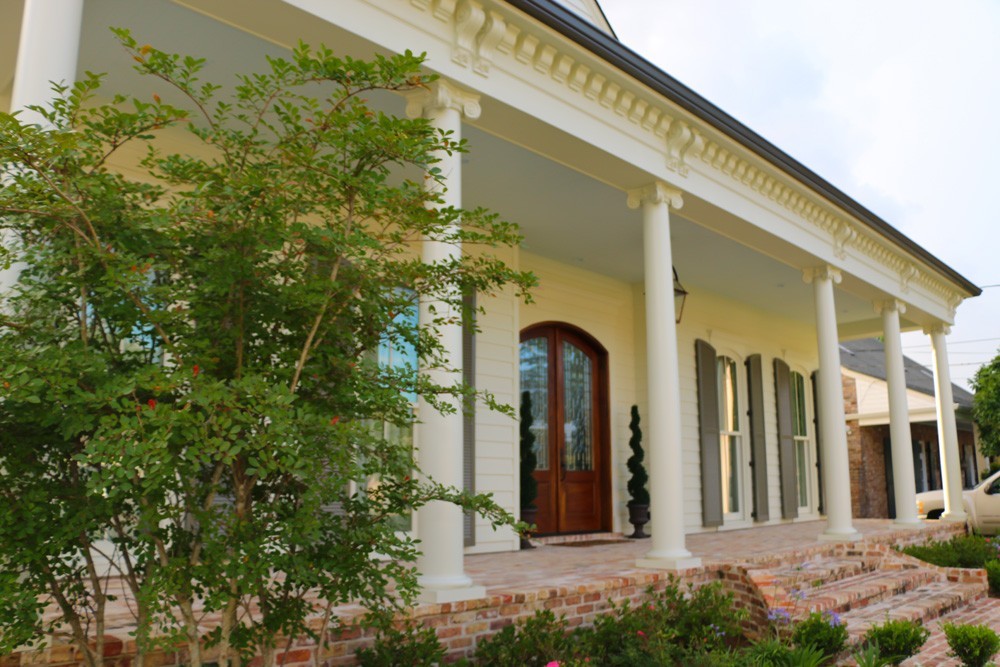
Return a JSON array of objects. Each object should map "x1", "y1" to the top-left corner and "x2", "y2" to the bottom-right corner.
[
  {"x1": 471, "y1": 610, "x2": 576, "y2": 667},
  {"x1": 791, "y1": 611, "x2": 848, "y2": 662},
  {"x1": 626, "y1": 405, "x2": 649, "y2": 506},
  {"x1": 943, "y1": 622, "x2": 1000, "y2": 667},
  {"x1": 742, "y1": 637, "x2": 791, "y2": 665},
  {"x1": 356, "y1": 623, "x2": 446, "y2": 667},
  {"x1": 986, "y1": 559, "x2": 1000, "y2": 597},
  {"x1": 862, "y1": 618, "x2": 930, "y2": 665},
  {"x1": 852, "y1": 643, "x2": 893, "y2": 667},
  {"x1": 903, "y1": 535, "x2": 996, "y2": 569}
]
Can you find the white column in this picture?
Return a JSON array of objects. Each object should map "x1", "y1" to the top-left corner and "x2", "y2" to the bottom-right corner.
[
  {"x1": 927, "y1": 324, "x2": 967, "y2": 522},
  {"x1": 3, "y1": 0, "x2": 85, "y2": 293},
  {"x1": 10, "y1": 0, "x2": 84, "y2": 122},
  {"x1": 804, "y1": 266, "x2": 861, "y2": 541},
  {"x1": 876, "y1": 300, "x2": 921, "y2": 527},
  {"x1": 406, "y1": 81, "x2": 485, "y2": 603},
  {"x1": 629, "y1": 182, "x2": 701, "y2": 570}
]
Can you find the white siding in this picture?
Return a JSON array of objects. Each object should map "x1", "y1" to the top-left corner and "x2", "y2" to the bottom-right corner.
[{"x1": 468, "y1": 246, "x2": 521, "y2": 553}]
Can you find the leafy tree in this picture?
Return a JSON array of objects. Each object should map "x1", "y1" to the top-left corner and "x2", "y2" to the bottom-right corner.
[
  {"x1": 0, "y1": 31, "x2": 533, "y2": 667},
  {"x1": 971, "y1": 354, "x2": 1000, "y2": 458}
]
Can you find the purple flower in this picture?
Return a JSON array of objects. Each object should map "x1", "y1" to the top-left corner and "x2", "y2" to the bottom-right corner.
[
  {"x1": 790, "y1": 589, "x2": 806, "y2": 601},
  {"x1": 823, "y1": 610, "x2": 843, "y2": 627},
  {"x1": 768, "y1": 608, "x2": 792, "y2": 625}
]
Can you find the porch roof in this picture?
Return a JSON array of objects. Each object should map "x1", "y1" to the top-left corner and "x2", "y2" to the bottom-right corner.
[{"x1": 505, "y1": 0, "x2": 981, "y2": 298}]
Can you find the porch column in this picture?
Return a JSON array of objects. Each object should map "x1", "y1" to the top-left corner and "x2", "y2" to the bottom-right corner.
[
  {"x1": 876, "y1": 299, "x2": 921, "y2": 527},
  {"x1": 628, "y1": 182, "x2": 701, "y2": 570},
  {"x1": 3, "y1": 0, "x2": 85, "y2": 292},
  {"x1": 926, "y1": 324, "x2": 967, "y2": 522},
  {"x1": 406, "y1": 81, "x2": 485, "y2": 603},
  {"x1": 804, "y1": 266, "x2": 861, "y2": 541}
]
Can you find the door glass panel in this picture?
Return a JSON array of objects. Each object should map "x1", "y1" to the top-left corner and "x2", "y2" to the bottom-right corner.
[
  {"x1": 519, "y1": 337, "x2": 550, "y2": 471},
  {"x1": 562, "y1": 341, "x2": 593, "y2": 472}
]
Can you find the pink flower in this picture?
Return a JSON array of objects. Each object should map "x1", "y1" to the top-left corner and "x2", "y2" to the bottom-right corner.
[
  {"x1": 545, "y1": 662, "x2": 560, "y2": 667},
  {"x1": 637, "y1": 630, "x2": 646, "y2": 637}
]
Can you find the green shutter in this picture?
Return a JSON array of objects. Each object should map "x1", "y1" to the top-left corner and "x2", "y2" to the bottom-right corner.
[
  {"x1": 746, "y1": 355, "x2": 769, "y2": 522},
  {"x1": 773, "y1": 359, "x2": 799, "y2": 519},
  {"x1": 695, "y1": 339, "x2": 723, "y2": 527},
  {"x1": 811, "y1": 371, "x2": 825, "y2": 515},
  {"x1": 463, "y1": 289, "x2": 476, "y2": 547}
]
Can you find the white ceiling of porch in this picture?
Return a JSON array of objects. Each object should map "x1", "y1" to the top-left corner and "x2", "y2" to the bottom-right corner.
[{"x1": 0, "y1": 0, "x2": 891, "y2": 336}]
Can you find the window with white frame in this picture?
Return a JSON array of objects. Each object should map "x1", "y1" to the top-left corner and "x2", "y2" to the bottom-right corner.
[
  {"x1": 717, "y1": 355, "x2": 742, "y2": 515},
  {"x1": 790, "y1": 370, "x2": 811, "y2": 509},
  {"x1": 366, "y1": 297, "x2": 418, "y2": 531}
]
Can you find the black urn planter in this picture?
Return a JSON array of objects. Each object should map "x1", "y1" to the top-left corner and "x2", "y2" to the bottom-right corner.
[
  {"x1": 520, "y1": 506, "x2": 538, "y2": 549},
  {"x1": 627, "y1": 504, "x2": 650, "y2": 539}
]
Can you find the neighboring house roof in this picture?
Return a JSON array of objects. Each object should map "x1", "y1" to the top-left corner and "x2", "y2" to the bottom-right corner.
[
  {"x1": 505, "y1": 0, "x2": 981, "y2": 298},
  {"x1": 840, "y1": 338, "x2": 974, "y2": 410}
]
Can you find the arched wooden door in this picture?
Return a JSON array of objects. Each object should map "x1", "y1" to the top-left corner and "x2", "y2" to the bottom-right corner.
[{"x1": 520, "y1": 323, "x2": 609, "y2": 534}]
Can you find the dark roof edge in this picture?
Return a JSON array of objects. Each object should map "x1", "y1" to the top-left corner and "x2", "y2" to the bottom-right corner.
[{"x1": 505, "y1": 0, "x2": 982, "y2": 298}]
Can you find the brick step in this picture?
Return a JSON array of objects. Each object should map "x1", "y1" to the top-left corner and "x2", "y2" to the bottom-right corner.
[
  {"x1": 753, "y1": 556, "x2": 878, "y2": 591},
  {"x1": 841, "y1": 580, "x2": 987, "y2": 641},
  {"x1": 795, "y1": 566, "x2": 941, "y2": 617}
]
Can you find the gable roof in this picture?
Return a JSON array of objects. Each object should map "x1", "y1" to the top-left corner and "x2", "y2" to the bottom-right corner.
[
  {"x1": 550, "y1": 0, "x2": 616, "y2": 36},
  {"x1": 840, "y1": 338, "x2": 974, "y2": 410},
  {"x1": 504, "y1": 0, "x2": 980, "y2": 298}
]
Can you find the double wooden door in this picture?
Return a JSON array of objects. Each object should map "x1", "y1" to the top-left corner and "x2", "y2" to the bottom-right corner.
[{"x1": 520, "y1": 323, "x2": 608, "y2": 535}]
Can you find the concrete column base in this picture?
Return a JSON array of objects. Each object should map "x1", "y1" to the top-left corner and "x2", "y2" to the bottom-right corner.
[
  {"x1": 941, "y1": 511, "x2": 969, "y2": 523},
  {"x1": 893, "y1": 518, "x2": 927, "y2": 530},
  {"x1": 418, "y1": 583, "x2": 487, "y2": 604}
]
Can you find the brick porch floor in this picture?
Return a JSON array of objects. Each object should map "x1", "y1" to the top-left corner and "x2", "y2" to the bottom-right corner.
[{"x1": 466, "y1": 518, "x2": 963, "y2": 593}]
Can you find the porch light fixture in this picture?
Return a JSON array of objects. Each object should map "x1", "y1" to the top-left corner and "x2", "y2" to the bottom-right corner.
[{"x1": 673, "y1": 267, "x2": 688, "y2": 324}]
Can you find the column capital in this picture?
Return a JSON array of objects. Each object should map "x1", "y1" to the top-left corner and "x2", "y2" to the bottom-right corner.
[
  {"x1": 923, "y1": 322, "x2": 951, "y2": 336},
  {"x1": 802, "y1": 265, "x2": 842, "y2": 285},
  {"x1": 873, "y1": 299, "x2": 907, "y2": 316},
  {"x1": 406, "y1": 80, "x2": 481, "y2": 120},
  {"x1": 627, "y1": 182, "x2": 683, "y2": 211}
]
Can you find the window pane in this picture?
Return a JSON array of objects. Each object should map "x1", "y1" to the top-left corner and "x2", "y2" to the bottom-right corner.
[
  {"x1": 791, "y1": 372, "x2": 807, "y2": 437},
  {"x1": 519, "y1": 337, "x2": 550, "y2": 471},
  {"x1": 717, "y1": 357, "x2": 739, "y2": 432},
  {"x1": 379, "y1": 301, "x2": 419, "y2": 403},
  {"x1": 796, "y1": 439, "x2": 809, "y2": 507},
  {"x1": 721, "y1": 434, "x2": 740, "y2": 513},
  {"x1": 562, "y1": 341, "x2": 593, "y2": 472}
]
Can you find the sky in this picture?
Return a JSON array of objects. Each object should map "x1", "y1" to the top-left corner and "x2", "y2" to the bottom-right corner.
[{"x1": 598, "y1": 1, "x2": 1000, "y2": 390}]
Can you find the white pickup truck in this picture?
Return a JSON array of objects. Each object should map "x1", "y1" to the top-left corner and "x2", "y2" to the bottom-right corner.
[{"x1": 915, "y1": 468, "x2": 1000, "y2": 534}]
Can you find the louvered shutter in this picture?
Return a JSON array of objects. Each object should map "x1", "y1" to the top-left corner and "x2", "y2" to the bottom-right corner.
[
  {"x1": 774, "y1": 359, "x2": 799, "y2": 519},
  {"x1": 463, "y1": 289, "x2": 476, "y2": 546},
  {"x1": 695, "y1": 339, "x2": 723, "y2": 527},
  {"x1": 811, "y1": 371, "x2": 825, "y2": 515},
  {"x1": 746, "y1": 355, "x2": 769, "y2": 522}
]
